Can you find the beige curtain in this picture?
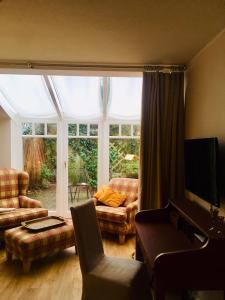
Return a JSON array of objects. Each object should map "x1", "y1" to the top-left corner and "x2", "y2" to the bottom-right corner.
[{"x1": 140, "y1": 71, "x2": 185, "y2": 210}]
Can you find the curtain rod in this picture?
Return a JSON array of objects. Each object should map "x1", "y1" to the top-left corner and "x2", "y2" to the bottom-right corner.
[{"x1": 0, "y1": 60, "x2": 186, "y2": 72}]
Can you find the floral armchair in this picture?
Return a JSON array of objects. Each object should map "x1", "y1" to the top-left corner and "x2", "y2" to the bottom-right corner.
[
  {"x1": 93, "y1": 178, "x2": 139, "y2": 244},
  {"x1": 0, "y1": 168, "x2": 48, "y2": 241}
]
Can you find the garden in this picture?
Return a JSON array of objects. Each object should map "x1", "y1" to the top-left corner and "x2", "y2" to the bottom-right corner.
[{"x1": 23, "y1": 137, "x2": 139, "y2": 210}]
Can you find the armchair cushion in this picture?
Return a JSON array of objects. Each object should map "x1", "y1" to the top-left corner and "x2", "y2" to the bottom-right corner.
[
  {"x1": 0, "y1": 197, "x2": 20, "y2": 208},
  {"x1": 94, "y1": 186, "x2": 126, "y2": 208},
  {"x1": 96, "y1": 205, "x2": 127, "y2": 223},
  {"x1": 0, "y1": 208, "x2": 48, "y2": 229}
]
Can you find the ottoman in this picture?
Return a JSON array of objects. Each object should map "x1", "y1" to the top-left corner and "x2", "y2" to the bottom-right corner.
[{"x1": 5, "y1": 220, "x2": 76, "y2": 272}]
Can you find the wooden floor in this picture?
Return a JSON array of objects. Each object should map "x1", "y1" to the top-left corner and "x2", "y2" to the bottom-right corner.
[
  {"x1": 1, "y1": 234, "x2": 223, "y2": 300},
  {"x1": 0, "y1": 234, "x2": 135, "y2": 300}
]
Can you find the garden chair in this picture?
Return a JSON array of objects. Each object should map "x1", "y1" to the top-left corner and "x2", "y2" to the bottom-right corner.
[{"x1": 69, "y1": 168, "x2": 92, "y2": 202}]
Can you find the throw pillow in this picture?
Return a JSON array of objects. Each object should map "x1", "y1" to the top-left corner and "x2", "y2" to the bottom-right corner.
[{"x1": 94, "y1": 186, "x2": 126, "y2": 207}]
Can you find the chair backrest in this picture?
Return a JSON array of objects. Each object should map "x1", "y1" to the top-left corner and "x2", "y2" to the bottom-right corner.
[
  {"x1": 109, "y1": 178, "x2": 139, "y2": 206},
  {"x1": 0, "y1": 168, "x2": 29, "y2": 208},
  {"x1": 70, "y1": 200, "x2": 104, "y2": 274}
]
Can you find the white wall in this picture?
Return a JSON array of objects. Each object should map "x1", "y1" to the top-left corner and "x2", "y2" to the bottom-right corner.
[{"x1": 0, "y1": 118, "x2": 11, "y2": 168}]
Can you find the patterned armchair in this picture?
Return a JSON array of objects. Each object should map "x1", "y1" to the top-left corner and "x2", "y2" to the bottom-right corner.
[
  {"x1": 94, "y1": 178, "x2": 139, "y2": 244},
  {"x1": 0, "y1": 168, "x2": 48, "y2": 241}
]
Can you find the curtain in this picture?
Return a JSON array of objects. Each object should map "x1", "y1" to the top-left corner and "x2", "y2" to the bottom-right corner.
[{"x1": 140, "y1": 71, "x2": 185, "y2": 210}]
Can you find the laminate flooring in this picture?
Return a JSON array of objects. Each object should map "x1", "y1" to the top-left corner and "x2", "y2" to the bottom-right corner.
[
  {"x1": 0, "y1": 234, "x2": 223, "y2": 300},
  {"x1": 0, "y1": 234, "x2": 135, "y2": 300}
]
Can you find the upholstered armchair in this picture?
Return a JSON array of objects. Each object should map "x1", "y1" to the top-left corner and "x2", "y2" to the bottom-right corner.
[
  {"x1": 93, "y1": 178, "x2": 139, "y2": 244},
  {"x1": 0, "y1": 168, "x2": 48, "y2": 241}
]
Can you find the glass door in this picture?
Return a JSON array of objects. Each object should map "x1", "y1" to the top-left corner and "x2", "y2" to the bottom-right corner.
[
  {"x1": 67, "y1": 123, "x2": 98, "y2": 208},
  {"x1": 22, "y1": 122, "x2": 57, "y2": 212}
]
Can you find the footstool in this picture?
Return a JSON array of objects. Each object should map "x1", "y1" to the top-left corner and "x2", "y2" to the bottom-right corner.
[{"x1": 4, "y1": 220, "x2": 76, "y2": 272}]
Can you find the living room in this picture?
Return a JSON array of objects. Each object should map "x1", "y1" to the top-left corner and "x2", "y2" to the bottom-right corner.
[{"x1": 0, "y1": 1, "x2": 225, "y2": 300}]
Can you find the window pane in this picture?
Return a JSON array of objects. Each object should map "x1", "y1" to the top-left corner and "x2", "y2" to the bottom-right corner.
[
  {"x1": 109, "y1": 139, "x2": 140, "y2": 179},
  {"x1": 51, "y1": 76, "x2": 101, "y2": 119},
  {"x1": 79, "y1": 124, "x2": 87, "y2": 136},
  {"x1": 23, "y1": 137, "x2": 57, "y2": 210},
  {"x1": 90, "y1": 124, "x2": 98, "y2": 136},
  {"x1": 35, "y1": 123, "x2": 45, "y2": 135},
  {"x1": 121, "y1": 125, "x2": 131, "y2": 136},
  {"x1": 133, "y1": 125, "x2": 140, "y2": 136},
  {"x1": 110, "y1": 124, "x2": 119, "y2": 136},
  {"x1": 47, "y1": 123, "x2": 57, "y2": 135},
  {"x1": 68, "y1": 124, "x2": 77, "y2": 136},
  {"x1": 109, "y1": 77, "x2": 142, "y2": 119},
  {"x1": 22, "y1": 123, "x2": 32, "y2": 135},
  {"x1": 0, "y1": 75, "x2": 56, "y2": 118}
]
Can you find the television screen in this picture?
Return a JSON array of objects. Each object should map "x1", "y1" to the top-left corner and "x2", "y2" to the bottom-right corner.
[{"x1": 184, "y1": 137, "x2": 220, "y2": 207}]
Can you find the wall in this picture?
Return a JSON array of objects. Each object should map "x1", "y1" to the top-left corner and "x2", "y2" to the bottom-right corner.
[
  {"x1": 185, "y1": 30, "x2": 225, "y2": 300},
  {"x1": 185, "y1": 30, "x2": 225, "y2": 139},
  {"x1": 185, "y1": 30, "x2": 225, "y2": 206},
  {"x1": 0, "y1": 115, "x2": 11, "y2": 168}
]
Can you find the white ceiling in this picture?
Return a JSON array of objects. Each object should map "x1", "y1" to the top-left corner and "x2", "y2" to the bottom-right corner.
[{"x1": 0, "y1": 0, "x2": 224, "y2": 65}]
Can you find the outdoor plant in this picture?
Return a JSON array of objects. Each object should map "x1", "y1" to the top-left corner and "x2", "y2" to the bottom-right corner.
[
  {"x1": 68, "y1": 138, "x2": 98, "y2": 188},
  {"x1": 109, "y1": 139, "x2": 140, "y2": 179},
  {"x1": 68, "y1": 151, "x2": 82, "y2": 185},
  {"x1": 121, "y1": 160, "x2": 139, "y2": 178},
  {"x1": 40, "y1": 163, "x2": 53, "y2": 188}
]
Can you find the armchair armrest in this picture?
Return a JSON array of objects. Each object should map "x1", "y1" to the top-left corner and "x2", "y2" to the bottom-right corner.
[
  {"x1": 91, "y1": 197, "x2": 99, "y2": 206},
  {"x1": 19, "y1": 195, "x2": 43, "y2": 208},
  {"x1": 125, "y1": 200, "x2": 138, "y2": 223}
]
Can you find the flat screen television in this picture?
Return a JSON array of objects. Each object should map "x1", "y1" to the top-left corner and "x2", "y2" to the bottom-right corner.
[{"x1": 184, "y1": 137, "x2": 220, "y2": 207}]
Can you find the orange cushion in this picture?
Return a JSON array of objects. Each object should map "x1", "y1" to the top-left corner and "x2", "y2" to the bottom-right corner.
[{"x1": 94, "y1": 186, "x2": 126, "y2": 208}]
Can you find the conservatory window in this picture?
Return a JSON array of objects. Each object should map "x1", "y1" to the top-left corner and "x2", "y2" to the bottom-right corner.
[
  {"x1": 2, "y1": 73, "x2": 142, "y2": 215},
  {"x1": 22, "y1": 122, "x2": 57, "y2": 136},
  {"x1": 109, "y1": 124, "x2": 140, "y2": 179},
  {"x1": 0, "y1": 75, "x2": 56, "y2": 118},
  {"x1": 35, "y1": 123, "x2": 45, "y2": 135},
  {"x1": 109, "y1": 77, "x2": 142, "y2": 119},
  {"x1": 51, "y1": 76, "x2": 101, "y2": 119},
  {"x1": 47, "y1": 123, "x2": 57, "y2": 135}
]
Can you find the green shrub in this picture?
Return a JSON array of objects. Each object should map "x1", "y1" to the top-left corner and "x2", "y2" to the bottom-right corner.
[{"x1": 40, "y1": 164, "x2": 53, "y2": 188}]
